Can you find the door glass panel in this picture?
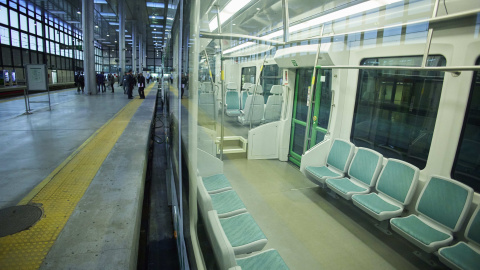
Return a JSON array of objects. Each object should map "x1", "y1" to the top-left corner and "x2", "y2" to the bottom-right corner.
[
  {"x1": 241, "y1": 66, "x2": 256, "y2": 89},
  {"x1": 317, "y1": 69, "x2": 332, "y2": 129},
  {"x1": 291, "y1": 123, "x2": 306, "y2": 157},
  {"x1": 295, "y1": 69, "x2": 313, "y2": 122}
]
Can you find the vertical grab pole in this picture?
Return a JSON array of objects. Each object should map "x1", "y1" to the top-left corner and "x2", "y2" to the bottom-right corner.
[
  {"x1": 216, "y1": 5, "x2": 225, "y2": 160},
  {"x1": 422, "y1": 0, "x2": 440, "y2": 68},
  {"x1": 302, "y1": 41, "x2": 322, "y2": 154}
]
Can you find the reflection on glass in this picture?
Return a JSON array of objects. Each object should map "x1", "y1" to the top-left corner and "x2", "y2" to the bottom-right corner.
[
  {"x1": 295, "y1": 69, "x2": 313, "y2": 123},
  {"x1": 260, "y1": 64, "x2": 282, "y2": 103},
  {"x1": 241, "y1": 66, "x2": 256, "y2": 90},
  {"x1": 453, "y1": 58, "x2": 480, "y2": 192},
  {"x1": 352, "y1": 55, "x2": 445, "y2": 169},
  {"x1": 292, "y1": 123, "x2": 306, "y2": 157}
]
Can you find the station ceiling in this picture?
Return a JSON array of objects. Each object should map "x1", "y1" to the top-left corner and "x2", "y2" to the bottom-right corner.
[{"x1": 30, "y1": 0, "x2": 174, "y2": 53}]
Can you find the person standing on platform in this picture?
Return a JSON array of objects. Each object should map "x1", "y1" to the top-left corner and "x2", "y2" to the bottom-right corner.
[
  {"x1": 146, "y1": 73, "x2": 151, "y2": 84},
  {"x1": 137, "y1": 73, "x2": 146, "y2": 99},
  {"x1": 122, "y1": 72, "x2": 128, "y2": 94},
  {"x1": 78, "y1": 73, "x2": 85, "y2": 93},
  {"x1": 126, "y1": 70, "x2": 134, "y2": 99},
  {"x1": 108, "y1": 74, "x2": 115, "y2": 92}
]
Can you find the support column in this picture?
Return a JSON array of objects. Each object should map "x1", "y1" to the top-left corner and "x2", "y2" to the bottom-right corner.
[
  {"x1": 138, "y1": 34, "x2": 143, "y2": 73},
  {"x1": 132, "y1": 22, "x2": 137, "y2": 74},
  {"x1": 82, "y1": 0, "x2": 96, "y2": 94},
  {"x1": 119, "y1": 0, "x2": 125, "y2": 75}
]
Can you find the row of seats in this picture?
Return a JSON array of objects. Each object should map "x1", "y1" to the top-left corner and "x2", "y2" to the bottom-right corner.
[
  {"x1": 225, "y1": 83, "x2": 283, "y2": 125},
  {"x1": 197, "y1": 148, "x2": 289, "y2": 270},
  {"x1": 304, "y1": 139, "x2": 480, "y2": 270}
]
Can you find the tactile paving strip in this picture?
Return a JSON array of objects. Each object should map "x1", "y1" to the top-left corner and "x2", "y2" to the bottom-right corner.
[{"x1": 0, "y1": 85, "x2": 154, "y2": 270}]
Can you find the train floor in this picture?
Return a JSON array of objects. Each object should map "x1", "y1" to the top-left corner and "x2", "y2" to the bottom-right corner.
[
  {"x1": 215, "y1": 156, "x2": 449, "y2": 270},
  {"x1": 0, "y1": 83, "x2": 178, "y2": 269}
]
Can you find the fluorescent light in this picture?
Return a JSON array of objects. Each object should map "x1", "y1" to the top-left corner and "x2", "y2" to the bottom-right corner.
[
  {"x1": 125, "y1": 35, "x2": 131, "y2": 37},
  {"x1": 167, "y1": 17, "x2": 174, "y2": 20},
  {"x1": 109, "y1": 22, "x2": 119, "y2": 25},
  {"x1": 153, "y1": 36, "x2": 162, "y2": 39},
  {"x1": 115, "y1": 29, "x2": 128, "y2": 32},
  {"x1": 94, "y1": 0, "x2": 107, "y2": 4},
  {"x1": 152, "y1": 31, "x2": 163, "y2": 34},
  {"x1": 209, "y1": 0, "x2": 253, "y2": 32},
  {"x1": 67, "y1": 20, "x2": 80, "y2": 24},
  {"x1": 100, "y1": 12, "x2": 116, "y2": 17},
  {"x1": 223, "y1": 0, "x2": 403, "y2": 53},
  {"x1": 149, "y1": 15, "x2": 164, "y2": 19},
  {"x1": 150, "y1": 25, "x2": 163, "y2": 28},
  {"x1": 50, "y1": 10, "x2": 66, "y2": 14},
  {"x1": 146, "y1": 2, "x2": 165, "y2": 8}
]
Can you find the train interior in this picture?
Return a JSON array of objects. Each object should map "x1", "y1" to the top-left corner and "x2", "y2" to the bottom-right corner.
[{"x1": 161, "y1": 0, "x2": 480, "y2": 269}]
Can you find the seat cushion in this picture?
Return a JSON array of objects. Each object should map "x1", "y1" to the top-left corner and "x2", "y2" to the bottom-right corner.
[
  {"x1": 352, "y1": 193, "x2": 401, "y2": 215},
  {"x1": 202, "y1": 174, "x2": 232, "y2": 194},
  {"x1": 439, "y1": 242, "x2": 480, "y2": 270},
  {"x1": 306, "y1": 166, "x2": 342, "y2": 184},
  {"x1": 236, "y1": 249, "x2": 289, "y2": 270},
  {"x1": 390, "y1": 215, "x2": 450, "y2": 246},
  {"x1": 226, "y1": 109, "x2": 241, "y2": 116},
  {"x1": 210, "y1": 190, "x2": 247, "y2": 218},
  {"x1": 326, "y1": 178, "x2": 369, "y2": 199},
  {"x1": 220, "y1": 213, "x2": 267, "y2": 255}
]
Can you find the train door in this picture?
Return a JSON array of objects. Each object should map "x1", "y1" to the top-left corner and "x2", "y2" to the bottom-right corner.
[{"x1": 289, "y1": 68, "x2": 332, "y2": 166}]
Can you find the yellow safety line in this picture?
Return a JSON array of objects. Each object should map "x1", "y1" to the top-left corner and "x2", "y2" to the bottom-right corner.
[{"x1": 0, "y1": 84, "x2": 155, "y2": 270}]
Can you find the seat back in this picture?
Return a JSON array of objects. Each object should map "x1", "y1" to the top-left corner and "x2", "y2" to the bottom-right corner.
[
  {"x1": 241, "y1": 91, "x2": 250, "y2": 110},
  {"x1": 416, "y1": 175, "x2": 474, "y2": 232},
  {"x1": 197, "y1": 175, "x2": 214, "y2": 220},
  {"x1": 375, "y1": 159, "x2": 419, "y2": 205},
  {"x1": 199, "y1": 92, "x2": 217, "y2": 121},
  {"x1": 264, "y1": 85, "x2": 283, "y2": 122},
  {"x1": 326, "y1": 139, "x2": 355, "y2": 173},
  {"x1": 348, "y1": 148, "x2": 383, "y2": 187},
  {"x1": 241, "y1": 83, "x2": 253, "y2": 110},
  {"x1": 242, "y1": 85, "x2": 264, "y2": 124},
  {"x1": 226, "y1": 91, "x2": 240, "y2": 110},
  {"x1": 465, "y1": 204, "x2": 480, "y2": 245},
  {"x1": 206, "y1": 210, "x2": 237, "y2": 270}
]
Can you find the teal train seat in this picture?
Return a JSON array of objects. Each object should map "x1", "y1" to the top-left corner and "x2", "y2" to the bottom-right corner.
[
  {"x1": 305, "y1": 139, "x2": 355, "y2": 188},
  {"x1": 198, "y1": 175, "x2": 247, "y2": 218},
  {"x1": 240, "y1": 83, "x2": 253, "y2": 110},
  {"x1": 197, "y1": 148, "x2": 232, "y2": 194},
  {"x1": 207, "y1": 210, "x2": 268, "y2": 255},
  {"x1": 206, "y1": 210, "x2": 289, "y2": 269},
  {"x1": 438, "y1": 204, "x2": 480, "y2": 270},
  {"x1": 390, "y1": 176, "x2": 474, "y2": 253},
  {"x1": 351, "y1": 159, "x2": 419, "y2": 221},
  {"x1": 326, "y1": 148, "x2": 383, "y2": 200},
  {"x1": 238, "y1": 85, "x2": 264, "y2": 125},
  {"x1": 225, "y1": 82, "x2": 241, "y2": 117},
  {"x1": 264, "y1": 85, "x2": 283, "y2": 123}
]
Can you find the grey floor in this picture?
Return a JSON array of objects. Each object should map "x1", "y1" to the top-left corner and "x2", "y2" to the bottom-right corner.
[
  {"x1": 222, "y1": 158, "x2": 440, "y2": 270},
  {"x1": 0, "y1": 87, "x2": 131, "y2": 209}
]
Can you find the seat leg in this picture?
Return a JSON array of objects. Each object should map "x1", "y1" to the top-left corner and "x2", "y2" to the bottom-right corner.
[
  {"x1": 413, "y1": 250, "x2": 438, "y2": 267},
  {"x1": 374, "y1": 220, "x2": 392, "y2": 235},
  {"x1": 326, "y1": 188, "x2": 338, "y2": 199}
]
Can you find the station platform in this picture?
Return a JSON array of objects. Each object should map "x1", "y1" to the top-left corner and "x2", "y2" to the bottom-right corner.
[{"x1": 0, "y1": 83, "x2": 157, "y2": 269}]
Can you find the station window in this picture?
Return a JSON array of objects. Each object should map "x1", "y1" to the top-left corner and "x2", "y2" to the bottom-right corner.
[
  {"x1": 452, "y1": 57, "x2": 480, "y2": 192},
  {"x1": 241, "y1": 66, "x2": 256, "y2": 90},
  {"x1": 351, "y1": 55, "x2": 446, "y2": 169}
]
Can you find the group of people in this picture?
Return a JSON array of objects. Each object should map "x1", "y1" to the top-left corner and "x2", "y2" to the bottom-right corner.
[
  {"x1": 74, "y1": 71, "x2": 150, "y2": 99},
  {"x1": 121, "y1": 70, "x2": 146, "y2": 99}
]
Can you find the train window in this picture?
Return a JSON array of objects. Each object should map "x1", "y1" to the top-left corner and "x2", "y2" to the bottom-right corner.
[
  {"x1": 452, "y1": 58, "x2": 480, "y2": 192},
  {"x1": 351, "y1": 55, "x2": 446, "y2": 169},
  {"x1": 260, "y1": 64, "x2": 282, "y2": 103},
  {"x1": 241, "y1": 66, "x2": 256, "y2": 90}
]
